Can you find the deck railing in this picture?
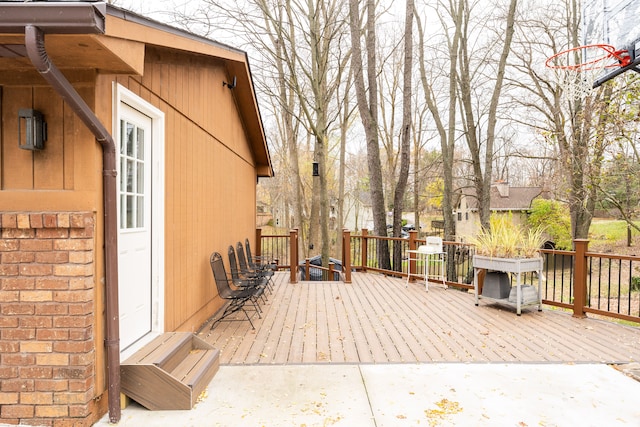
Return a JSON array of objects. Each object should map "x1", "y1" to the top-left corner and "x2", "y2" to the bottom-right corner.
[{"x1": 258, "y1": 228, "x2": 640, "y2": 324}]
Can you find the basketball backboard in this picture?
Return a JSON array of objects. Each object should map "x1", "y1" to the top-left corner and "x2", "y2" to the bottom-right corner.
[{"x1": 583, "y1": 0, "x2": 640, "y2": 87}]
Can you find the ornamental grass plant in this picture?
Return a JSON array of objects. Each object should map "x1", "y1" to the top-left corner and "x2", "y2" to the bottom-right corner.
[{"x1": 472, "y1": 214, "x2": 545, "y2": 259}]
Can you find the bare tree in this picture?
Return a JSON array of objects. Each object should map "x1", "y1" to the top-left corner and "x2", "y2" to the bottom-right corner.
[{"x1": 349, "y1": 0, "x2": 391, "y2": 270}]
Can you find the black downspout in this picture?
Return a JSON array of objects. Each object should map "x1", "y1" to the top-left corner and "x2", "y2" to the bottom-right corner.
[{"x1": 24, "y1": 25, "x2": 121, "y2": 423}]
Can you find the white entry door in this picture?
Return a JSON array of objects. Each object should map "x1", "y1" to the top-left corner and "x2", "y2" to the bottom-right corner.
[{"x1": 117, "y1": 104, "x2": 153, "y2": 351}]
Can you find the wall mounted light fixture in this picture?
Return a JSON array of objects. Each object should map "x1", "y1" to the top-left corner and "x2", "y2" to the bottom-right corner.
[
  {"x1": 223, "y1": 75, "x2": 237, "y2": 89},
  {"x1": 312, "y1": 161, "x2": 319, "y2": 176},
  {"x1": 18, "y1": 109, "x2": 47, "y2": 150}
]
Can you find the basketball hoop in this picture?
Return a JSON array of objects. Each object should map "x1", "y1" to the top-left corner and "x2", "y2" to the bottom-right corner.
[{"x1": 545, "y1": 44, "x2": 630, "y2": 99}]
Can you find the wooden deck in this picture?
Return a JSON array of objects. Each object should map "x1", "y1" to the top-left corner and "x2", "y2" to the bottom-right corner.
[{"x1": 199, "y1": 272, "x2": 640, "y2": 365}]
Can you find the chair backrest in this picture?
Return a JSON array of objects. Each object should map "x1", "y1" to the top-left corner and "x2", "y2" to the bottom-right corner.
[
  {"x1": 425, "y1": 236, "x2": 443, "y2": 253},
  {"x1": 228, "y1": 245, "x2": 240, "y2": 280},
  {"x1": 244, "y1": 238, "x2": 255, "y2": 265},
  {"x1": 210, "y1": 252, "x2": 232, "y2": 298},
  {"x1": 237, "y1": 242, "x2": 250, "y2": 271}
]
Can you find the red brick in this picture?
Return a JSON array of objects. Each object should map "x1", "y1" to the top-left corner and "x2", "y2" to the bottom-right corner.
[
  {"x1": 69, "y1": 214, "x2": 85, "y2": 229},
  {"x1": 0, "y1": 240, "x2": 20, "y2": 252},
  {"x1": 54, "y1": 390, "x2": 91, "y2": 405},
  {"x1": 35, "y1": 252, "x2": 69, "y2": 264},
  {"x1": 57, "y1": 214, "x2": 70, "y2": 228},
  {"x1": 35, "y1": 405, "x2": 68, "y2": 418},
  {"x1": 53, "y1": 341, "x2": 92, "y2": 354},
  {"x1": 1, "y1": 303, "x2": 34, "y2": 315},
  {"x1": 16, "y1": 214, "x2": 30, "y2": 229},
  {"x1": 53, "y1": 316, "x2": 91, "y2": 328},
  {"x1": 68, "y1": 328, "x2": 92, "y2": 341},
  {"x1": 34, "y1": 379, "x2": 68, "y2": 392},
  {"x1": 20, "y1": 316, "x2": 52, "y2": 328},
  {"x1": 36, "y1": 303, "x2": 68, "y2": 315},
  {"x1": 0, "y1": 239, "x2": 20, "y2": 251},
  {"x1": 0, "y1": 316, "x2": 19, "y2": 327},
  {"x1": 43, "y1": 214, "x2": 57, "y2": 228},
  {"x1": 68, "y1": 277, "x2": 93, "y2": 290},
  {"x1": 0, "y1": 366, "x2": 18, "y2": 379},
  {"x1": 1, "y1": 404, "x2": 34, "y2": 418},
  {"x1": 68, "y1": 251, "x2": 93, "y2": 264},
  {"x1": 20, "y1": 367, "x2": 52, "y2": 379},
  {"x1": 0, "y1": 392, "x2": 19, "y2": 404},
  {"x1": 20, "y1": 341, "x2": 52, "y2": 353},
  {"x1": 0, "y1": 341, "x2": 19, "y2": 352},
  {"x1": 2, "y1": 252, "x2": 35, "y2": 263},
  {"x1": 1, "y1": 378, "x2": 34, "y2": 392},
  {"x1": 0, "y1": 264, "x2": 19, "y2": 276},
  {"x1": 35, "y1": 278, "x2": 69, "y2": 290},
  {"x1": 20, "y1": 239, "x2": 53, "y2": 252},
  {"x1": 20, "y1": 391, "x2": 53, "y2": 405},
  {"x1": 36, "y1": 229, "x2": 70, "y2": 239},
  {"x1": 2, "y1": 229, "x2": 35, "y2": 239},
  {"x1": 68, "y1": 302, "x2": 93, "y2": 316},
  {"x1": 2, "y1": 353, "x2": 34, "y2": 366},
  {"x1": 20, "y1": 290, "x2": 53, "y2": 302},
  {"x1": 36, "y1": 329, "x2": 69, "y2": 341},
  {"x1": 53, "y1": 290, "x2": 92, "y2": 303},
  {"x1": 69, "y1": 352, "x2": 94, "y2": 368},
  {"x1": 2, "y1": 277, "x2": 35, "y2": 290},
  {"x1": 70, "y1": 228, "x2": 94, "y2": 238},
  {"x1": 36, "y1": 354, "x2": 69, "y2": 366},
  {"x1": 19, "y1": 265, "x2": 53, "y2": 277},
  {"x1": 1, "y1": 214, "x2": 17, "y2": 228},
  {"x1": 53, "y1": 239, "x2": 92, "y2": 251},
  {"x1": 53, "y1": 264, "x2": 92, "y2": 277},
  {"x1": 68, "y1": 377, "x2": 92, "y2": 392},
  {"x1": 0, "y1": 290, "x2": 20, "y2": 302},
  {"x1": 29, "y1": 214, "x2": 44, "y2": 229},
  {"x1": 68, "y1": 404, "x2": 91, "y2": 418},
  {"x1": 52, "y1": 366, "x2": 92, "y2": 380},
  {"x1": 2, "y1": 328, "x2": 35, "y2": 340}
]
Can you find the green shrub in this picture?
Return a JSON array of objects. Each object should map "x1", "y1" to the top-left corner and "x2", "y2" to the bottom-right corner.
[{"x1": 527, "y1": 199, "x2": 572, "y2": 250}]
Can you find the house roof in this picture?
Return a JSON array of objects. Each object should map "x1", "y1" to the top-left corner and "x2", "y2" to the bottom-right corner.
[
  {"x1": 459, "y1": 185, "x2": 546, "y2": 212},
  {"x1": 0, "y1": 1, "x2": 273, "y2": 177}
]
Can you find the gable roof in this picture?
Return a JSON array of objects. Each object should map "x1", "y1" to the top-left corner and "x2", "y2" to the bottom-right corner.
[
  {"x1": 459, "y1": 185, "x2": 546, "y2": 212},
  {"x1": 0, "y1": 1, "x2": 272, "y2": 176}
]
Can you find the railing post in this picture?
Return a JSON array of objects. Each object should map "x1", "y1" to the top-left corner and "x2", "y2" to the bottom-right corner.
[
  {"x1": 408, "y1": 230, "x2": 418, "y2": 282},
  {"x1": 328, "y1": 262, "x2": 335, "y2": 281},
  {"x1": 342, "y1": 229, "x2": 352, "y2": 283},
  {"x1": 305, "y1": 258, "x2": 311, "y2": 281},
  {"x1": 255, "y1": 228, "x2": 262, "y2": 257},
  {"x1": 289, "y1": 228, "x2": 298, "y2": 284},
  {"x1": 573, "y1": 239, "x2": 589, "y2": 318},
  {"x1": 361, "y1": 228, "x2": 368, "y2": 273}
]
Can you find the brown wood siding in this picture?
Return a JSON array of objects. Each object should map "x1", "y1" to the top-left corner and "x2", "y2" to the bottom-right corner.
[{"x1": 105, "y1": 46, "x2": 260, "y2": 334}]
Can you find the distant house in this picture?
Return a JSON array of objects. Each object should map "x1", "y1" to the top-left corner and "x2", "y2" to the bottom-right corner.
[
  {"x1": 0, "y1": 2, "x2": 271, "y2": 426},
  {"x1": 454, "y1": 182, "x2": 546, "y2": 242}
]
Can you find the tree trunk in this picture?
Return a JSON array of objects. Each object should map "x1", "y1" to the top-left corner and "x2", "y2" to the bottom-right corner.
[{"x1": 348, "y1": 0, "x2": 391, "y2": 270}]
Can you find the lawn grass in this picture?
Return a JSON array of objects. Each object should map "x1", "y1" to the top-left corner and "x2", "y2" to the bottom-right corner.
[{"x1": 589, "y1": 219, "x2": 639, "y2": 246}]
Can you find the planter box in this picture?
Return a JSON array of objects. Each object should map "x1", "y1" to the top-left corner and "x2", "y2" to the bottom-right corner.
[{"x1": 472, "y1": 255, "x2": 542, "y2": 273}]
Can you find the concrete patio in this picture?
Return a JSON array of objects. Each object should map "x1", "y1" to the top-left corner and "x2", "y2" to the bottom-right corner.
[{"x1": 96, "y1": 272, "x2": 640, "y2": 426}]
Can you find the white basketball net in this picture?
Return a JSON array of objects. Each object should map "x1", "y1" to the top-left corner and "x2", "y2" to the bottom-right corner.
[{"x1": 546, "y1": 44, "x2": 625, "y2": 100}]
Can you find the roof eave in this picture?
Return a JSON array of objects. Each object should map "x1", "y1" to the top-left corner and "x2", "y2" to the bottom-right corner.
[{"x1": 0, "y1": 2, "x2": 106, "y2": 34}]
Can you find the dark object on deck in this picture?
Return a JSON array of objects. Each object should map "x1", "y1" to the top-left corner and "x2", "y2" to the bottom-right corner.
[
  {"x1": 299, "y1": 255, "x2": 343, "y2": 281},
  {"x1": 482, "y1": 272, "x2": 511, "y2": 299}
]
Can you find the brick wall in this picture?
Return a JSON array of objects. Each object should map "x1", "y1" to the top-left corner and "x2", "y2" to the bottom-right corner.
[{"x1": 0, "y1": 212, "x2": 103, "y2": 427}]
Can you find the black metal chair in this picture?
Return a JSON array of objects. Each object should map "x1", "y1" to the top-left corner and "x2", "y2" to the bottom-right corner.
[
  {"x1": 227, "y1": 245, "x2": 268, "y2": 300},
  {"x1": 237, "y1": 242, "x2": 274, "y2": 292},
  {"x1": 245, "y1": 238, "x2": 277, "y2": 271},
  {"x1": 209, "y1": 252, "x2": 261, "y2": 330}
]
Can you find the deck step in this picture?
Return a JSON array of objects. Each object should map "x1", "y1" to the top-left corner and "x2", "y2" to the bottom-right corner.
[{"x1": 120, "y1": 332, "x2": 220, "y2": 410}]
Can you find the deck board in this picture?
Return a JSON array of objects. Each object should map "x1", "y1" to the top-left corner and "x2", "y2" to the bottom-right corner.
[{"x1": 201, "y1": 272, "x2": 640, "y2": 365}]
